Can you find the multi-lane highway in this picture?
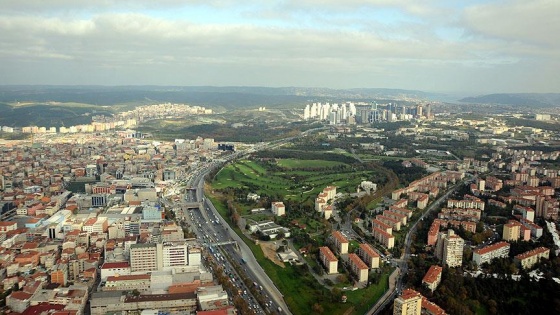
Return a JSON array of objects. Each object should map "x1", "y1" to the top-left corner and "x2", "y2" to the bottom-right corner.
[{"x1": 165, "y1": 127, "x2": 326, "y2": 314}]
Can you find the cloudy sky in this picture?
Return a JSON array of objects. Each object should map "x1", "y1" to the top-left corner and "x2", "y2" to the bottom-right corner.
[{"x1": 0, "y1": 0, "x2": 558, "y2": 94}]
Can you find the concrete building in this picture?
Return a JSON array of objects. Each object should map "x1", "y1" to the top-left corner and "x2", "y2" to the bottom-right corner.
[
  {"x1": 514, "y1": 247, "x2": 550, "y2": 270},
  {"x1": 358, "y1": 243, "x2": 380, "y2": 269},
  {"x1": 436, "y1": 230, "x2": 464, "y2": 268},
  {"x1": 373, "y1": 227, "x2": 395, "y2": 249},
  {"x1": 90, "y1": 291, "x2": 197, "y2": 315},
  {"x1": 130, "y1": 243, "x2": 161, "y2": 272},
  {"x1": 422, "y1": 265, "x2": 442, "y2": 293},
  {"x1": 393, "y1": 288, "x2": 422, "y2": 315},
  {"x1": 271, "y1": 201, "x2": 285, "y2": 216},
  {"x1": 50, "y1": 263, "x2": 68, "y2": 286},
  {"x1": 503, "y1": 220, "x2": 522, "y2": 242},
  {"x1": 332, "y1": 231, "x2": 349, "y2": 254},
  {"x1": 104, "y1": 274, "x2": 151, "y2": 292},
  {"x1": 348, "y1": 253, "x2": 369, "y2": 283},
  {"x1": 100, "y1": 261, "x2": 131, "y2": 280},
  {"x1": 197, "y1": 285, "x2": 229, "y2": 311},
  {"x1": 473, "y1": 241, "x2": 510, "y2": 266},
  {"x1": 319, "y1": 246, "x2": 338, "y2": 274}
]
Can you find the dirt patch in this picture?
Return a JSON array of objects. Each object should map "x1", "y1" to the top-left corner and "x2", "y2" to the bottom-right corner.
[{"x1": 259, "y1": 242, "x2": 285, "y2": 268}]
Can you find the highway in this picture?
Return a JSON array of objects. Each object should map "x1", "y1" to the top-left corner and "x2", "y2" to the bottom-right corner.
[{"x1": 164, "y1": 126, "x2": 327, "y2": 314}]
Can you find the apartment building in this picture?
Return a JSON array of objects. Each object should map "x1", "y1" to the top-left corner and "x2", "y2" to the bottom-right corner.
[
  {"x1": 50, "y1": 263, "x2": 68, "y2": 286},
  {"x1": 514, "y1": 247, "x2": 550, "y2": 270},
  {"x1": 436, "y1": 230, "x2": 464, "y2": 268},
  {"x1": 332, "y1": 231, "x2": 349, "y2": 254},
  {"x1": 503, "y1": 220, "x2": 522, "y2": 241},
  {"x1": 319, "y1": 246, "x2": 338, "y2": 274},
  {"x1": 373, "y1": 227, "x2": 395, "y2": 249},
  {"x1": 393, "y1": 288, "x2": 422, "y2": 315},
  {"x1": 0, "y1": 221, "x2": 17, "y2": 232},
  {"x1": 271, "y1": 201, "x2": 285, "y2": 216},
  {"x1": 473, "y1": 241, "x2": 510, "y2": 266},
  {"x1": 358, "y1": 243, "x2": 380, "y2": 269},
  {"x1": 348, "y1": 253, "x2": 369, "y2": 283},
  {"x1": 372, "y1": 219, "x2": 393, "y2": 235},
  {"x1": 422, "y1": 265, "x2": 442, "y2": 293}
]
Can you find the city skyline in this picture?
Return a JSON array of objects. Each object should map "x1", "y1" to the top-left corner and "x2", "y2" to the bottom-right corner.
[{"x1": 1, "y1": 0, "x2": 559, "y2": 94}]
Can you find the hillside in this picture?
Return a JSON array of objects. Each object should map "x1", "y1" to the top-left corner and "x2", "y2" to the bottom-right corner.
[{"x1": 459, "y1": 93, "x2": 560, "y2": 107}]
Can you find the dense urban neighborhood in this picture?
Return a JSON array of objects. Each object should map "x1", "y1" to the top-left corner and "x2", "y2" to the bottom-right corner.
[{"x1": 0, "y1": 98, "x2": 560, "y2": 315}]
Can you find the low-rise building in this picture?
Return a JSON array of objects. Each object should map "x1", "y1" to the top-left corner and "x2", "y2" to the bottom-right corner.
[
  {"x1": 514, "y1": 247, "x2": 550, "y2": 270},
  {"x1": 422, "y1": 265, "x2": 442, "y2": 293},
  {"x1": 473, "y1": 241, "x2": 510, "y2": 266}
]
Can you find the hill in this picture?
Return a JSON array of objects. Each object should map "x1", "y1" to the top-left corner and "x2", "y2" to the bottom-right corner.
[{"x1": 459, "y1": 93, "x2": 560, "y2": 107}]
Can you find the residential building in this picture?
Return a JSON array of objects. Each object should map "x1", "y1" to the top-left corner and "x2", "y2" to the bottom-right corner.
[
  {"x1": 332, "y1": 231, "x2": 349, "y2": 254},
  {"x1": 0, "y1": 221, "x2": 18, "y2": 232},
  {"x1": 473, "y1": 241, "x2": 510, "y2": 266},
  {"x1": 358, "y1": 243, "x2": 380, "y2": 269},
  {"x1": 271, "y1": 201, "x2": 285, "y2": 216},
  {"x1": 514, "y1": 247, "x2": 550, "y2": 270},
  {"x1": 50, "y1": 263, "x2": 68, "y2": 286},
  {"x1": 422, "y1": 265, "x2": 442, "y2": 293},
  {"x1": 393, "y1": 288, "x2": 422, "y2": 315},
  {"x1": 348, "y1": 253, "x2": 369, "y2": 283},
  {"x1": 503, "y1": 220, "x2": 522, "y2": 242},
  {"x1": 436, "y1": 230, "x2": 464, "y2": 268},
  {"x1": 6, "y1": 291, "x2": 33, "y2": 313},
  {"x1": 373, "y1": 227, "x2": 395, "y2": 249},
  {"x1": 319, "y1": 246, "x2": 338, "y2": 274}
]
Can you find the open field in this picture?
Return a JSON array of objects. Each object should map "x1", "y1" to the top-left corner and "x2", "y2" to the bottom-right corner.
[{"x1": 211, "y1": 159, "x2": 384, "y2": 205}]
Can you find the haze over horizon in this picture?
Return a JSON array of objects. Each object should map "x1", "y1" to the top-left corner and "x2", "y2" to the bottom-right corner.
[{"x1": 1, "y1": 0, "x2": 558, "y2": 95}]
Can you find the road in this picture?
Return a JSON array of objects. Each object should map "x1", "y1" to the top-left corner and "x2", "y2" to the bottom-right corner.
[
  {"x1": 367, "y1": 174, "x2": 474, "y2": 314},
  {"x1": 178, "y1": 129, "x2": 328, "y2": 314}
]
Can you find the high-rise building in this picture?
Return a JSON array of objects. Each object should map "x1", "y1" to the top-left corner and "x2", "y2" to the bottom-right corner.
[{"x1": 436, "y1": 230, "x2": 464, "y2": 268}]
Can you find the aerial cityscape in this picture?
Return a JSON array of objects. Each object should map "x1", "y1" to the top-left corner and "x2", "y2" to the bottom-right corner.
[{"x1": 0, "y1": 1, "x2": 559, "y2": 315}]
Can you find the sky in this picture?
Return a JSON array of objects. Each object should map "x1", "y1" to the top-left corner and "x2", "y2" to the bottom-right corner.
[{"x1": 0, "y1": 0, "x2": 558, "y2": 94}]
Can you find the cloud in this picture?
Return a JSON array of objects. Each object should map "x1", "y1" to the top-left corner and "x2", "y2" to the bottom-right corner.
[
  {"x1": 0, "y1": 1, "x2": 558, "y2": 92},
  {"x1": 463, "y1": 0, "x2": 560, "y2": 49}
]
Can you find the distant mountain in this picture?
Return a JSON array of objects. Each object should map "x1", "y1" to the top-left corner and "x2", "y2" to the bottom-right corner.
[
  {"x1": 0, "y1": 85, "x2": 446, "y2": 109},
  {"x1": 459, "y1": 93, "x2": 560, "y2": 107}
]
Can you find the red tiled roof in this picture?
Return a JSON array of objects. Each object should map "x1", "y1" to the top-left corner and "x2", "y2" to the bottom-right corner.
[
  {"x1": 474, "y1": 241, "x2": 509, "y2": 255},
  {"x1": 319, "y1": 246, "x2": 337, "y2": 262},
  {"x1": 359, "y1": 243, "x2": 379, "y2": 258},
  {"x1": 101, "y1": 261, "x2": 130, "y2": 269},
  {"x1": 349, "y1": 253, "x2": 368, "y2": 270},
  {"x1": 106, "y1": 274, "x2": 150, "y2": 282},
  {"x1": 422, "y1": 265, "x2": 442, "y2": 284},
  {"x1": 515, "y1": 247, "x2": 549, "y2": 260},
  {"x1": 332, "y1": 231, "x2": 348, "y2": 244}
]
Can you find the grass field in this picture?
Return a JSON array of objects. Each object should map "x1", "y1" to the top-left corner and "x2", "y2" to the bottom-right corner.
[
  {"x1": 211, "y1": 159, "x2": 383, "y2": 203},
  {"x1": 276, "y1": 159, "x2": 346, "y2": 169}
]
